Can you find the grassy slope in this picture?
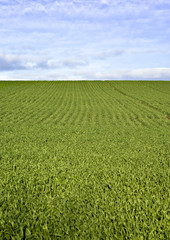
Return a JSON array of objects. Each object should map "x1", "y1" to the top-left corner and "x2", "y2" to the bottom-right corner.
[{"x1": 0, "y1": 81, "x2": 169, "y2": 239}]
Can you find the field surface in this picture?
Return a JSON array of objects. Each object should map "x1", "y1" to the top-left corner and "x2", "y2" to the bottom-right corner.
[{"x1": 0, "y1": 81, "x2": 169, "y2": 239}]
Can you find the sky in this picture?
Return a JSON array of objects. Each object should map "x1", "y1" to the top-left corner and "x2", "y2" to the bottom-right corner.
[{"x1": 0, "y1": 0, "x2": 170, "y2": 80}]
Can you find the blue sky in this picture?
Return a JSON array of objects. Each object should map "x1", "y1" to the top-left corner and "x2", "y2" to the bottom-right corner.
[{"x1": 0, "y1": 0, "x2": 170, "y2": 80}]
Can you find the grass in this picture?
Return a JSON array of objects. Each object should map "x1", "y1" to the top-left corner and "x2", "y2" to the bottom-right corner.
[{"x1": 0, "y1": 81, "x2": 169, "y2": 239}]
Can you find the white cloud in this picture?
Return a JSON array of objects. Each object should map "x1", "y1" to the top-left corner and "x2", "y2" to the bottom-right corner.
[
  {"x1": 0, "y1": 52, "x2": 89, "y2": 72},
  {"x1": 0, "y1": 53, "x2": 51, "y2": 71},
  {"x1": 74, "y1": 68, "x2": 170, "y2": 80},
  {"x1": 62, "y1": 59, "x2": 88, "y2": 68},
  {"x1": 1, "y1": 67, "x2": 170, "y2": 81},
  {"x1": 0, "y1": 53, "x2": 26, "y2": 71},
  {"x1": 92, "y1": 50, "x2": 125, "y2": 60}
]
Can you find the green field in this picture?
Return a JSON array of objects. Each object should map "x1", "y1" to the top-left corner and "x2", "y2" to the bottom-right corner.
[{"x1": 0, "y1": 81, "x2": 169, "y2": 239}]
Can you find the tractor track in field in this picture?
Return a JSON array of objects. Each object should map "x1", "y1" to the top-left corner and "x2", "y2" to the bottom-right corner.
[{"x1": 107, "y1": 81, "x2": 170, "y2": 117}]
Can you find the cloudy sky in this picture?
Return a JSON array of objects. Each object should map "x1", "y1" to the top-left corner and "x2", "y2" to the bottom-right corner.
[{"x1": 0, "y1": 0, "x2": 170, "y2": 80}]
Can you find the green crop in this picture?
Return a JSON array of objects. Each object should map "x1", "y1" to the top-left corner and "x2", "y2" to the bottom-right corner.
[{"x1": 0, "y1": 81, "x2": 169, "y2": 239}]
